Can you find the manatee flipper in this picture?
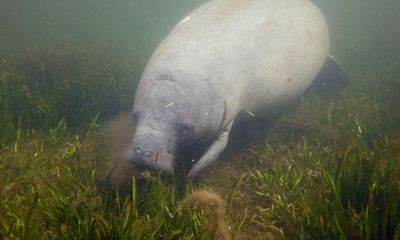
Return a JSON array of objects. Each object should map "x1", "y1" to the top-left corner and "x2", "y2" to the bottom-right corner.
[
  {"x1": 310, "y1": 54, "x2": 349, "y2": 94},
  {"x1": 187, "y1": 121, "x2": 233, "y2": 179}
]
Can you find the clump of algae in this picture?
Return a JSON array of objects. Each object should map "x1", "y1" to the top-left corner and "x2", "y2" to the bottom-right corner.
[{"x1": 189, "y1": 190, "x2": 231, "y2": 240}]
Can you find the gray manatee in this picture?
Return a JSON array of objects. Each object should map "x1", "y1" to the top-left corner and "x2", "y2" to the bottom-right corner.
[{"x1": 128, "y1": 0, "x2": 348, "y2": 178}]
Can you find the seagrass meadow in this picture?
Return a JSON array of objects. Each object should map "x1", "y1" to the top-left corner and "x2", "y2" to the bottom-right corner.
[{"x1": 1, "y1": 0, "x2": 400, "y2": 239}]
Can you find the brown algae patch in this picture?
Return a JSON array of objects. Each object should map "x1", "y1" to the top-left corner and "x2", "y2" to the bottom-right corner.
[{"x1": 189, "y1": 190, "x2": 231, "y2": 240}]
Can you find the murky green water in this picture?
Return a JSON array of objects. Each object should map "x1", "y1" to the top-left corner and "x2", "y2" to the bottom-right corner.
[
  {"x1": 0, "y1": 0, "x2": 399, "y2": 239},
  {"x1": 1, "y1": 0, "x2": 399, "y2": 66}
]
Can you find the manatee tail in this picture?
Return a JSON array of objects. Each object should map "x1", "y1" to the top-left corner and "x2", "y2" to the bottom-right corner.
[{"x1": 309, "y1": 54, "x2": 349, "y2": 94}]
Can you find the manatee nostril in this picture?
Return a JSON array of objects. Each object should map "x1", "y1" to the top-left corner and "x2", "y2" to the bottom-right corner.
[
  {"x1": 144, "y1": 150, "x2": 153, "y2": 157},
  {"x1": 134, "y1": 147, "x2": 142, "y2": 156}
]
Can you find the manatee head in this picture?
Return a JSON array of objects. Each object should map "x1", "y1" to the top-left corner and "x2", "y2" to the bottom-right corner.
[
  {"x1": 128, "y1": 123, "x2": 175, "y2": 173},
  {"x1": 127, "y1": 112, "x2": 195, "y2": 174},
  {"x1": 127, "y1": 71, "x2": 198, "y2": 174}
]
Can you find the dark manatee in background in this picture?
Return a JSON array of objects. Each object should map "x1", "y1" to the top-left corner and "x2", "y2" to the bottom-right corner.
[{"x1": 127, "y1": 0, "x2": 348, "y2": 178}]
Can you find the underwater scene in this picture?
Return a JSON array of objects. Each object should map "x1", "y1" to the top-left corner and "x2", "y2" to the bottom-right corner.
[{"x1": 0, "y1": 0, "x2": 399, "y2": 239}]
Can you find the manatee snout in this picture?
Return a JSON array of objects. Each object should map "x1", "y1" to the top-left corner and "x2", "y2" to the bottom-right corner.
[{"x1": 128, "y1": 130, "x2": 175, "y2": 173}]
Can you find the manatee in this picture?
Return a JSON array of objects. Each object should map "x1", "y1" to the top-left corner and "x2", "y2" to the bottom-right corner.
[{"x1": 127, "y1": 0, "x2": 348, "y2": 178}]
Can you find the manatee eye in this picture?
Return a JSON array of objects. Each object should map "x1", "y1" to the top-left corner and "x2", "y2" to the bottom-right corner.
[
  {"x1": 176, "y1": 123, "x2": 195, "y2": 145},
  {"x1": 182, "y1": 125, "x2": 191, "y2": 135}
]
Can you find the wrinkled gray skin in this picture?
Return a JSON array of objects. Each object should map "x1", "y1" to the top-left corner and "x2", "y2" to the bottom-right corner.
[{"x1": 128, "y1": 0, "x2": 329, "y2": 178}]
